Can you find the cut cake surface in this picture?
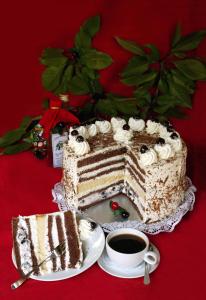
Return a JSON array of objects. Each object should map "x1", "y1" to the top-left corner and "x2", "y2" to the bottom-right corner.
[{"x1": 12, "y1": 210, "x2": 83, "y2": 276}]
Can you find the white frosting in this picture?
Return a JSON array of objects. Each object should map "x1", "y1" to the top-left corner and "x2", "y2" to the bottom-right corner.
[
  {"x1": 139, "y1": 148, "x2": 157, "y2": 166},
  {"x1": 128, "y1": 118, "x2": 145, "y2": 131},
  {"x1": 167, "y1": 135, "x2": 182, "y2": 152},
  {"x1": 146, "y1": 120, "x2": 160, "y2": 135},
  {"x1": 79, "y1": 219, "x2": 93, "y2": 240},
  {"x1": 111, "y1": 117, "x2": 126, "y2": 132},
  {"x1": 95, "y1": 120, "x2": 111, "y2": 133},
  {"x1": 78, "y1": 126, "x2": 89, "y2": 139},
  {"x1": 70, "y1": 126, "x2": 88, "y2": 139},
  {"x1": 87, "y1": 124, "x2": 98, "y2": 137},
  {"x1": 154, "y1": 143, "x2": 174, "y2": 160},
  {"x1": 113, "y1": 128, "x2": 133, "y2": 144},
  {"x1": 158, "y1": 124, "x2": 171, "y2": 137},
  {"x1": 74, "y1": 140, "x2": 90, "y2": 156},
  {"x1": 17, "y1": 217, "x2": 33, "y2": 274}
]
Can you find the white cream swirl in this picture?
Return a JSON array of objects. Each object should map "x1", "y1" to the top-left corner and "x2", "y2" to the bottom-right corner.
[
  {"x1": 70, "y1": 126, "x2": 89, "y2": 139},
  {"x1": 87, "y1": 124, "x2": 98, "y2": 137},
  {"x1": 167, "y1": 135, "x2": 182, "y2": 152},
  {"x1": 158, "y1": 125, "x2": 171, "y2": 137},
  {"x1": 146, "y1": 120, "x2": 160, "y2": 135},
  {"x1": 111, "y1": 117, "x2": 126, "y2": 132},
  {"x1": 128, "y1": 118, "x2": 145, "y2": 132},
  {"x1": 95, "y1": 120, "x2": 111, "y2": 133},
  {"x1": 73, "y1": 140, "x2": 90, "y2": 156},
  {"x1": 139, "y1": 149, "x2": 157, "y2": 166},
  {"x1": 78, "y1": 126, "x2": 89, "y2": 139},
  {"x1": 154, "y1": 143, "x2": 174, "y2": 160},
  {"x1": 113, "y1": 128, "x2": 133, "y2": 144},
  {"x1": 79, "y1": 219, "x2": 93, "y2": 240}
]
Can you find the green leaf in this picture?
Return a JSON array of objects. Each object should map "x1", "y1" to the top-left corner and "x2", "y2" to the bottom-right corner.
[
  {"x1": 155, "y1": 104, "x2": 174, "y2": 114},
  {"x1": 69, "y1": 75, "x2": 90, "y2": 95},
  {"x1": 75, "y1": 27, "x2": 91, "y2": 49},
  {"x1": 172, "y1": 30, "x2": 206, "y2": 52},
  {"x1": 122, "y1": 70, "x2": 157, "y2": 86},
  {"x1": 42, "y1": 65, "x2": 65, "y2": 92},
  {"x1": 0, "y1": 129, "x2": 26, "y2": 148},
  {"x1": 115, "y1": 37, "x2": 145, "y2": 55},
  {"x1": 90, "y1": 79, "x2": 103, "y2": 94},
  {"x1": 40, "y1": 48, "x2": 68, "y2": 66},
  {"x1": 81, "y1": 49, "x2": 112, "y2": 70},
  {"x1": 3, "y1": 142, "x2": 32, "y2": 155},
  {"x1": 145, "y1": 44, "x2": 160, "y2": 62},
  {"x1": 170, "y1": 69, "x2": 195, "y2": 94},
  {"x1": 172, "y1": 52, "x2": 186, "y2": 58},
  {"x1": 174, "y1": 59, "x2": 206, "y2": 80},
  {"x1": 96, "y1": 99, "x2": 118, "y2": 116},
  {"x1": 20, "y1": 116, "x2": 32, "y2": 130},
  {"x1": 170, "y1": 69, "x2": 195, "y2": 87},
  {"x1": 157, "y1": 94, "x2": 177, "y2": 105},
  {"x1": 164, "y1": 107, "x2": 186, "y2": 119},
  {"x1": 53, "y1": 65, "x2": 74, "y2": 95},
  {"x1": 172, "y1": 24, "x2": 182, "y2": 47},
  {"x1": 82, "y1": 15, "x2": 100, "y2": 38},
  {"x1": 122, "y1": 56, "x2": 148, "y2": 77},
  {"x1": 81, "y1": 67, "x2": 97, "y2": 80},
  {"x1": 168, "y1": 80, "x2": 191, "y2": 105},
  {"x1": 115, "y1": 100, "x2": 138, "y2": 115},
  {"x1": 134, "y1": 88, "x2": 151, "y2": 101},
  {"x1": 158, "y1": 77, "x2": 169, "y2": 93}
]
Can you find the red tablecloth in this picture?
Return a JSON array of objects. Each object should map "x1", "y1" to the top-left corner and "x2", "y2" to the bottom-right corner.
[{"x1": 1, "y1": 1, "x2": 206, "y2": 299}]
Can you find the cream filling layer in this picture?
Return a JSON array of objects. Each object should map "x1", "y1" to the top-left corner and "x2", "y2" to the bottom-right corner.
[
  {"x1": 80, "y1": 161, "x2": 124, "y2": 179},
  {"x1": 77, "y1": 171, "x2": 124, "y2": 197},
  {"x1": 17, "y1": 217, "x2": 33, "y2": 275}
]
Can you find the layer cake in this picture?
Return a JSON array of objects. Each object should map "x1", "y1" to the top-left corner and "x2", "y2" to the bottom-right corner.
[
  {"x1": 12, "y1": 210, "x2": 83, "y2": 276},
  {"x1": 62, "y1": 118, "x2": 188, "y2": 223}
]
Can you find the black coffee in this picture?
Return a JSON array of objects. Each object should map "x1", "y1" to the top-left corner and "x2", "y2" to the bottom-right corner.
[{"x1": 108, "y1": 234, "x2": 146, "y2": 254}]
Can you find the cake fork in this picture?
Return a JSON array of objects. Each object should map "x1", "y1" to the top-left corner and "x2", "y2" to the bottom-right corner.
[{"x1": 11, "y1": 241, "x2": 66, "y2": 290}]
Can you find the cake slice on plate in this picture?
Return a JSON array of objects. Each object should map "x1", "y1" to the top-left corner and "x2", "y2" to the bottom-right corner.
[{"x1": 12, "y1": 210, "x2": 83, "y2": 276}]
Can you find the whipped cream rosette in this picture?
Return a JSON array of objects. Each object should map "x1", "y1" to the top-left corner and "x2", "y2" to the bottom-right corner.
[
  {"x1": 146, "y1": 120, "x2": 160, "y2": 135},
  {"x1": 128, "y1": 117, "x2": 145, "y2": 132},
  {"x1": 111, "y1": 117, "x2": 126, "y2": 132},
  {"x1": 87, "y1": 123, "x2": 98, "y2": 137},
  {"x1": 139, "y1": 145, "x2": 157, "y2": 166},
  {"x1": 95, "y1": 120, "x2": 111, "y2": 133},
  {"x1": 154, "y1": 138, "x2": 174, "y2": 160},
  {"x1": 113, "y1": 124, "x2": 133, "y2": 144},
  {"x1": 73, "y1": 136, "x2": 90, "y2": 156}
]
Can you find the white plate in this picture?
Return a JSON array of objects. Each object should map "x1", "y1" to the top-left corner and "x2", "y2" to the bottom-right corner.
[
  {"x1": 97, "y1": 243, "x2": 160, "y2": 279},
  {"x1": 12, "y1": 219, "x2": 105, "y2": 281}
]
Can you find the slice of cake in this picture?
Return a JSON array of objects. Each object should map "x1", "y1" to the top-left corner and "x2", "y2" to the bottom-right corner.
[
  {"x1": 62, "y1": 118, "x2": 188, "y2": 223},
  {"x1": 12, "y1": 211, "x2": 83, "y2": 276}
]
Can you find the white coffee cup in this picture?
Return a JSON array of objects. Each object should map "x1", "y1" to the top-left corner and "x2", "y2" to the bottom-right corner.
[{"x1": 106, "y1": 228, "x2": 157, "y2": 268}]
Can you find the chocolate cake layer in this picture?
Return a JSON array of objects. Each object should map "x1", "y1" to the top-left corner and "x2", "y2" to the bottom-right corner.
[
  {"x1": 79, "y1": 158, "x2": 125, "y2": 175},
  {"x1": 25, "y1": 219, "x2": 39, "y2": 275},
  {"x1": 64, "y1": 211, "x2": 81, "y2": 268},
  {"x1": 48, "y1": 215, "x2": 57, "y2": 272},
  {"x1": 78, "y1": 147, "x2": 126, "y2": 168}
]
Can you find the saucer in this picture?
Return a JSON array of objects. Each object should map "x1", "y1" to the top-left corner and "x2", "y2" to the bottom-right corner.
[{"x1": 97, "y1": 243, "x2": 160, "y2": 279}]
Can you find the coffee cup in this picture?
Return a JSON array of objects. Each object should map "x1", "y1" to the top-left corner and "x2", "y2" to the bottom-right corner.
[{"x1": 106, "y1": 228, "x2": 157, "y2": 268}]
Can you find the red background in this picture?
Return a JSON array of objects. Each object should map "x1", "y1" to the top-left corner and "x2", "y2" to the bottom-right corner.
[{"x1": 0, "y1": 0, "x2": 206, "y2": 299}]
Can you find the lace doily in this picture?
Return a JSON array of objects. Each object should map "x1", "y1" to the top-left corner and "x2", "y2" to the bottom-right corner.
[{"x1": 52, "y1": 177, "x2": 196, "y2": 234}]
